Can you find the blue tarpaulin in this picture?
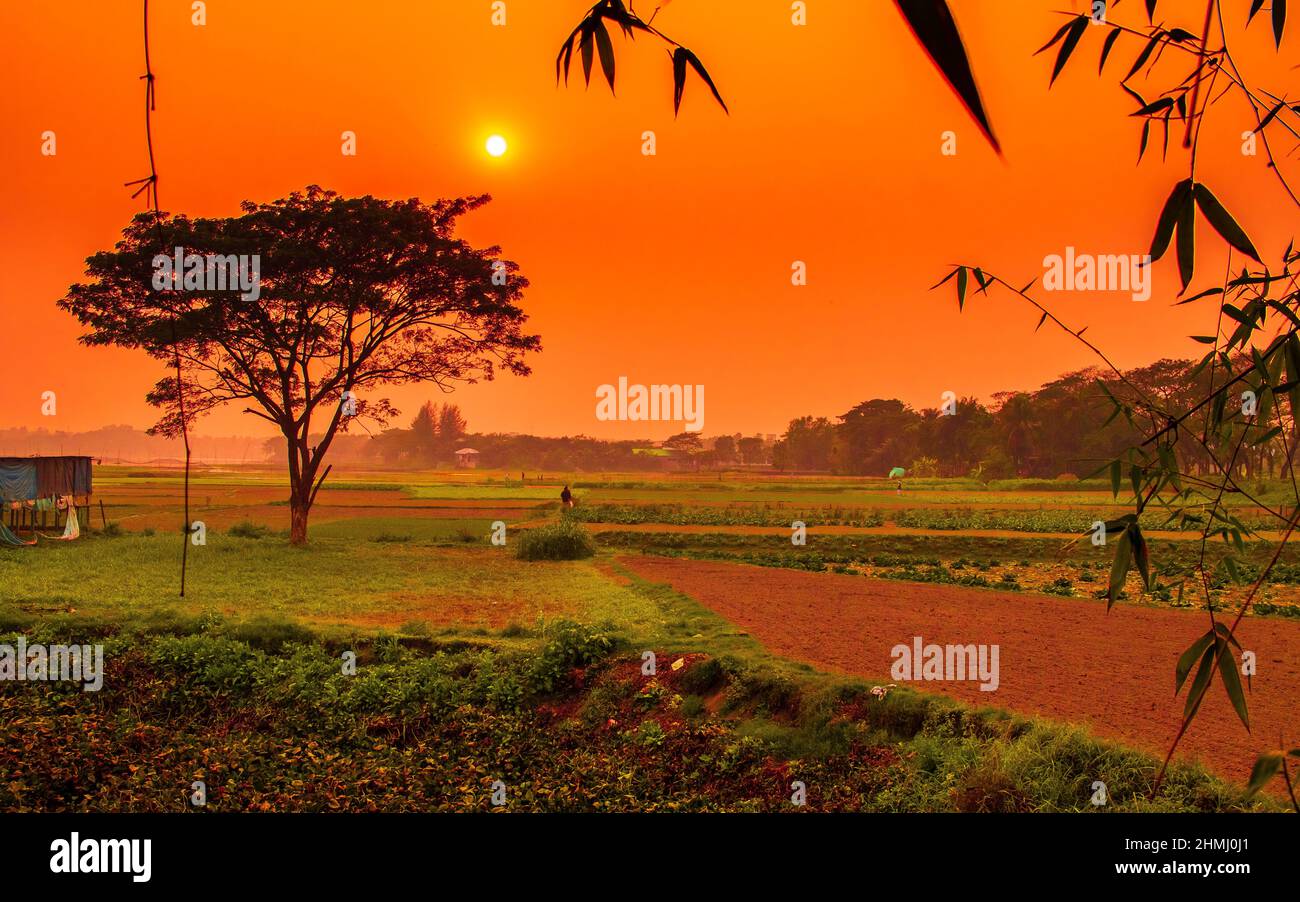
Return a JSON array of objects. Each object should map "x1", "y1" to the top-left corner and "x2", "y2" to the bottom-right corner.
[
  {"x1": 0, "y1": 462, "x2": 38, "y2": 502},
  {"x1": 0, "y1": 457, "x2": 92, "y2": 501}
]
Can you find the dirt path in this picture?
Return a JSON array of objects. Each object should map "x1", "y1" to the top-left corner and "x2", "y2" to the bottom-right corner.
[{"x1": 618, "y1": 555, "x2": 1300, "y2": 786}]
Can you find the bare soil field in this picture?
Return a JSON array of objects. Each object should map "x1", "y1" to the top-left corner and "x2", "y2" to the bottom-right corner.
[{"x1": 619, "y1": 555, "x2": 1300, "y2": 785}]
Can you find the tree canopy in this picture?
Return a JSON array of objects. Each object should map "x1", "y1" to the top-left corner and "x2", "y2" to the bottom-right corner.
[{"x1": 60, "y1": 186, "x2": 540, "y2": 543}]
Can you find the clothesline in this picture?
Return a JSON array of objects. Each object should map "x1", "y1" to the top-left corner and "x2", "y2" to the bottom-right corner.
[
  {"x1": 0, "y1": 457, "x2": 94, "y2": 502},
  {"x1": 2, "y1": 494, "x2": 88, "y2": 546}
]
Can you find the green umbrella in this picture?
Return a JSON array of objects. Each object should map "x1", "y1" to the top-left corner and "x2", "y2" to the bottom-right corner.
[{"x1": 888, "y1": 467, "x2": 906, "y2": 479}]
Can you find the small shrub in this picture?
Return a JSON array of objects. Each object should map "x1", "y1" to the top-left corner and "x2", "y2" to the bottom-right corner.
[
  {"x1": 398, "y1": 619, "x2": 431, "y2": 636},
  {"x1": 228, "y1": 521, "x2": 272, "y2": 540},
  {"x1": 951, "y1": 763, "x2": 1032, "y2": 813},
  {"x1": 677, "y1": 657, "x2": 725, "y2": 695},
  {"x1": 528, "y1": 620, "x2": 615, "y2": 694},
  {"x1": 227, "y1": 616, "x2": 315, "y2": 653},
  {"x1": 637, "y1": 721, "x2": 667, "y2": 747},
  {"x1": 148, "y1": 634, "x2": 260, "y2": 694},
  {"x1": 0, "y1": 610, "x2": 37, "y2": 632},
  {"x1": 724, "y1": 666, "x2": 799, "y2": 717},
  {"x1": 1043, "y1": 577, "x2": 1074, "y2": 597},
  {"x1": 515, "y1": 520, "x2": 596, "y2": 561}
]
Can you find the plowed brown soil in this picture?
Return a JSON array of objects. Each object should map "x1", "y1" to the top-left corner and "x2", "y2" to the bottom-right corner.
[{"x1": 619, "y1": 555, "x2": 1300, "y2": 786}]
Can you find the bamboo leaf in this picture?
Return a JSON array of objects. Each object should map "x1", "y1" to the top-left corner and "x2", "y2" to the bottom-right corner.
[
  {"x1": 1131, "y1": 97, "x2": 1175, "y2": 116},
  {"x1": 1254, "y1": 100, "x2": 1286, "y2": 133},
  {"x1": 1251, "y1": 425, "x2": 1282, "y2": 445},
  {"x1": 894, "y1": 0, "x2": 1000, "y2": 152},
  {"x1": 1216, "y1": 636, "x2": 1250, "y2": 730},
  {"x1": 594, "y1": 18, "x2": 616, "y2": 93},
  {"x1": 1107, "y1": 527, "x2": 1132, "y2": 610},
  {"x1": 1036, "y1": 18, "x2": 1078, "y2": 55},
  {"x1": 1183, "y1": 645, "x2": 1216, "y2": 719},
  {"x1": 1212, "y1": 622, "x2": 1242, "y2": 651},
  {"x1": 1126, "y1": 29, "x2": 1163, "y2": 80},
  {"x1": 1193, "y1": 183, "x2": 1262, "y2": 262},
  {"x1": 555, "y1": 21, "x2": 583, "y2": 84},
  {"x1": 1178, "y1": 286, "x2": 1224, "y2": 304},
  {"x1": 1175, "y1": 629, "x2": 1215, "y2": 694},
  {"x1": 931, "y1": 267, "x2": 961, "y2": 289},
  {"x1": 682, "y1": 49, "x2": 728, "y2": 114},
  {"x1": 667, "y1": 47, "x2": 727, "y2": 116},
  {"x1": 1246, "y1": 751, "x2": 1283, "y2": 796},
  {"x1": 580, "y1": 23, "x2": 595, "y2": 86},
  {"x1": 1150, "y1": 179, "x2": 1191, "y2": 261},
  {"x1": 1286, "y1": 334, "x2": 1300, "y2": 416},
  {"x1": 1051, "y1": 16, "x2": 1090, "y2": 86},
  {"x1": 1100, "y1": 27, "x2": 1122, "y2": 73},
  {"x1": 671, "y1": 47, "x2": 687, "y2": 114},
  {"x1": 1175, "y1": 186, "x2": 1196, "y2": 291},
  {"x1": 1131, "y1": 524, "x2": 1152, "y2": 590}
]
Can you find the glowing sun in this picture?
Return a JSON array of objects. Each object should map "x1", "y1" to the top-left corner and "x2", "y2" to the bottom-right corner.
[{"x1": 485, "y1": 134, "x2": 508, "y2": 157}]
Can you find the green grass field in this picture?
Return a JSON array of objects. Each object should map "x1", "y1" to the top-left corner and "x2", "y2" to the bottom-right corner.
[{"x1": 1, "y1": 465, "x2": 1292, "y2": 812}]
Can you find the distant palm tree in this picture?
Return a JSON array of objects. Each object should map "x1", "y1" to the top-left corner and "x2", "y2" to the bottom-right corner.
[{"x1": 997, "y1": 393, "x2": 1038, "y2": 475}]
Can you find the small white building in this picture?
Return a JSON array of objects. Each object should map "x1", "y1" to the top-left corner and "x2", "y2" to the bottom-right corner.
[{"x1": 454, "y1": 448, "x2": 480, "y2": 469}]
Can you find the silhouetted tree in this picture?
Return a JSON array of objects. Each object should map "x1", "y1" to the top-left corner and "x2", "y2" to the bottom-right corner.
[{"x1": 60, "y1": 187, "x2": 539, "y2": 544}]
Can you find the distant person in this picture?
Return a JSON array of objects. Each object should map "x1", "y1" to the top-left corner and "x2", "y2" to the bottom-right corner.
[
  {"x1": 895, "y1": 479, "x2": 903, "y2": 495},
  {"x1": 560, "y1": 485, "x2": 573, "y2": 509}
]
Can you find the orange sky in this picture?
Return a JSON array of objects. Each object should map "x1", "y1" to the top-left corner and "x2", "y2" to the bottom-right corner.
[{"x1": 1, "y1": 0, "x2": 1295, "y2": 441}]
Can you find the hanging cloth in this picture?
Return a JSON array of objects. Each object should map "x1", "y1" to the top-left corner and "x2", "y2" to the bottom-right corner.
[
  {"x1": 0, "y1": 463, "x2": 37, "y2": 503},
  {"x1": 0, "y1": 521, "x2": 36, "y2": 547},
  {"x1": 43, "y1": 496, "x2": 80, "y2": 541}
]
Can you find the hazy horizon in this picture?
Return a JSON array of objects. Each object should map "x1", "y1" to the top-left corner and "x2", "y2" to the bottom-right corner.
[{"x1": 4, "y1": 0, "x2": 1294, "y2": 440}]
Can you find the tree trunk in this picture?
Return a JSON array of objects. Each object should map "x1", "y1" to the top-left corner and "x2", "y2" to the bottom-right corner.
[
  {"x1": 287, "y1": 433, "x2": 311, "y2": 546},
  {"x1": 289, "y1": 495, "x2": 310, "y2": 546}
]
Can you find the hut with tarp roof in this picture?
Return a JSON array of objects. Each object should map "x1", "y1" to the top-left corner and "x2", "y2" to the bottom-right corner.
[{"x1": 0, "y1": 455, "x2": 93, "y2": 545}]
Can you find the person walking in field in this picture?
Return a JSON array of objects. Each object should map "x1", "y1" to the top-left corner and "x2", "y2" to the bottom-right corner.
[
  {"x1": 560, "y1": 485, "x2": 574, "y2": 509},
  {"x1": 888, "y1": 466, "x2": 905, "y2": 496}
]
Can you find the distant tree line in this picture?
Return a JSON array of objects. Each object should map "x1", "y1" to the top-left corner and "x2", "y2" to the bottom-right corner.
[
  {"x1": 772, "y1": 356, "x2": 1291, "y2": 479},
  {"x1": 260, "y1": 356, "x2": 1291, "y2": 479},
  {"x1": 263, "y1": 404, "x2": 774, "y2": 472},
  {"x1": 370, "y1": 402, "x2": 468, "y2": 466}
]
